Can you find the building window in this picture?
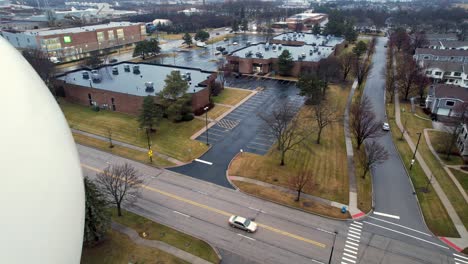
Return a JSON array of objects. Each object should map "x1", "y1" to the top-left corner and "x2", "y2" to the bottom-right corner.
[
  {"x1": 465, "y1": 133, "x2": 467, "y2": 140},
  {"x1": 117, "y1": 29, "x2": 125, "y2": 39},
  {"x1": 454, "y1": 72, "x2": 461, "y2": 77},
  {"x1": 88, "y1": 93, "x2": 92, "y2": 106},
  {"x1": 448, "y1": 79, "x2": 454, "y2": 83},
  {"x1": 97, "y1": 32, "x2": 105, "y2": 42},
  {"x1": 425, "y1": 70, "x2": 432, "y2": 75},
  {"x1": 446, "y1": 101, "x2": 455, "y2": 106},
  {"x1": 108, "y1": 30, "x2": 115, "y2": 40},
  {"x1": 424, "y1": 56, "x2": 429, "y2": 60},
  {"x1": 43, "y1": 38, "x2": 62, "y2": 51},
  {"x1": 435, "y1": 71, "x2": 442, "y2": 76},
  {"x1": 140, "y1": 25, "x2": 146, "y2": 36}
]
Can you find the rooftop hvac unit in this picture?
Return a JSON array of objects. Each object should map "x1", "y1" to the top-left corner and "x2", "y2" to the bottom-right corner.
[
  {"x1": 112, "y1": 67, "x2": 118, "y2": 75},
  {"x1": 245, "y1": 51, "x2": 253, "y2": 57},
  {"x1": 91, "y1": 72, "x2": 101, "y2": 83},
  {"x1": 301, "y1": 53, "x2": 306, "y2": 58},
  {"x1": 278, "y1": 45, "x2": 282, "y2": 50},
  {"x1": 145, "y1": 82, "x2": 154, "y2": 92},
  {"x1": 133, "y1": 65, "x2": 140, "y2": 74},
  {"x1": 124, "y1": 64, "x2": 130, "y2": 72},
  {"x1": 309, "y1": 50, "x2": 313, "y2": 55},
  {"x1": 82, "y1": 71, "x2": 89, "y2": 79}
]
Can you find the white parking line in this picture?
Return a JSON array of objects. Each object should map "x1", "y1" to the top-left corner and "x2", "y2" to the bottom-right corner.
[
  {"x1": 194, "y1": 159, "x2": 213, "y2": 165},
  {"x1": 373, "y1": 211, "x2": 400, "y2": 219},
  {"x1": 455, "y1": 258, "x2": 468, "y2": 264},
  {"x1": 454, "y1": 254, "x2": 468, "y2": 261},
  {"x1": 342, "y1": 257, "x2": 356, "y2": 263},
  {"x1": 363, "y1": 221, "x2": 448, "y2": 249},
  {"x1": 368, "y1": 216, "x2": 431, "y2": 236},
  {"x1": 248, "y1": 207, "x2": 267, "y2": 213},
  {"x1": 237, "y1": 234, "x2": 255, "y2": 241},
  {"x1": 173, "y1": 211, "x2": 190, "y2": 217}
]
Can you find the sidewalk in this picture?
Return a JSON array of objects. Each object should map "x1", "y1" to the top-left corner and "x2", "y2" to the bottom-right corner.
[
  {"x1": 72, "y1": 129, "x2": 185, "y2": 166},
  {"x1": 394, "y1": 94, "x2": 468, "y2": 249},
  {"x1": 112, "y1": 222, "x2": 213, "y2": 264},
  {"x1": 343, "y1": 79, "x2": 365, "y2": 218}
]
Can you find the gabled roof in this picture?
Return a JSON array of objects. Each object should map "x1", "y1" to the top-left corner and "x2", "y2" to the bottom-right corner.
[
  {"x1": 415, "y1": 48, "x2": 468, "y2": 57},
  {"x1": 433, "y1": 84, "x2": 468, "y2": 101},
  {"x1": 423, "y1": 61, "x2": 466, "y2": 73},
  {"x1": 427, "y1": 40, "x2": 468, "y2": 49}
]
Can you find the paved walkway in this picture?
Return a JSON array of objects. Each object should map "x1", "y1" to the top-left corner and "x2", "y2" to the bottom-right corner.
[
  {"x1": 111, "y1": 222, "x2": 213, "y2": 264},
  {"x1": 395, "y1": 93, "x2": 468, "y2": 249},
  {"x1": 343, "y1": 79, "x2": 365, "y2": 218},
  {"x1": 423, "y1": 128, "x2": 468, "y2": 203},
  {"x1": 72, "y1": 129, "x2": 185, "y2": 166},
  {"x1": 229, "y1": 176, "x2": 347, "y2": 210}
]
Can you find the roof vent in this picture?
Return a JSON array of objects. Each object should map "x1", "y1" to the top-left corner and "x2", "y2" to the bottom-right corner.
[
  {"x1": 145, "y1": 82, "x2": 154, "y2": 92},
  {"x1": 124, "y1": 64, "x2": 130, "y2": 72},
  {"x1": 82, "y1": 71, "x2": 89, "y2": 79},
  {"x1": 133, "y1": 65, "x2": 140, "y2": 74},
  {"x1": 112, "y1": 67, "x2": 118, "y2": 75}
]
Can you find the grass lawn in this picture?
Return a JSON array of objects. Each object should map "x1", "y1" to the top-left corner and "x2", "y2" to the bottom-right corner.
[
  {"x1": 449, "y1": 168, "x2": 468, "y2": 194},
  {"x1": 207, "y1": 104, "x2": 231, "y2": 120},
  {"x1": 428, "y1": 130, "x2": 465, "y2": 166},
  {"x1": 399, "y1": 101, "x2": 468, "y2": 230},
  {"x1": 206, "y1": 34, "x2": 234, "y2": 45},
  {"x1": 81, "y1": 230, "x2": 188, "y2": 264},
  {"x1": 157, "y1": 32, "x2": 185, "y2": 40},
  {"x1": 386, "y1": 103, "x2": 459, "y2": 237},
  {"x1": 229, "y1": 84, "x2": 350, "y2": 205},
  {"x1": 73, "y1": 133, "x2": 175, "y2": 168},
  {"x1": 60, "y1": 100, "x2": 208, "y2": 162},
  {"x1": 212, "y1": 87, "x2": 252, "y2": 106},
  {"x1": 112, "y1": 210, "x2": 220, "y2": 263},
  {"x1": 233, "y1": 181, "x2": 350, "y2": 219}
]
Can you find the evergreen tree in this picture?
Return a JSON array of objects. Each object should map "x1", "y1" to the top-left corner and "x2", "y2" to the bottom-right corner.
[
  {"x1": 194, "y1": 30, "x2": 210, "y2": 42},
  {"x1": 83, "y1": 177, "x2": 110, "y2": 247},
  {"x1": 147, "y1": 38, "x2": 161, "y2": 55},
  {"x1": 277, "y1": 50, "x2": 294, "y2": 76},
  {"x1": 297, "y1": 74, "x2": 328, "y2": 105},
  {"x1": 232, "y1": 20, "x2": 239, "y2": 32},
  {"x1": 182, "y1": 32, "x2": 193, "y2": 47},
  {"x1": 352, "y1": 41, "x2": 368, "y2": 59},
  {"x1": 343, "y1": 23, "x2": 358, "y2": 42},
  {"x1": 241, "y1": 19, "x2": 249, "y2": 32},
  {"x1": 312, "y1": 24, "x2": 321, "y2": 35},
  {"x1": 138, "y1": 96, "x2": 162, "y2": 131},
  {"x1": 160, "y1": 71, "x2": 189, "y2": 100},
  {"x1": 159, "y1": 71, "x2": 191, "y2": 122}
]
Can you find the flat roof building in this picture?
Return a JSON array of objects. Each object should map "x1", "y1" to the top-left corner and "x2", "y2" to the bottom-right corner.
[
  {"x1": 272, "y1": 32, "x2": 344, "y2": 47},
  {"x1": 54, "y1": 62, "x2": 217, "y2": 115},
  {"x1": 0, "y1": 21, "x2": 146, "y2": 61}
]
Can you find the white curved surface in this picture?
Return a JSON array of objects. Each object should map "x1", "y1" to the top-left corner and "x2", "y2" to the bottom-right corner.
[{"x1": 0, "y1": 37, "x2": 84, "y2": 262}]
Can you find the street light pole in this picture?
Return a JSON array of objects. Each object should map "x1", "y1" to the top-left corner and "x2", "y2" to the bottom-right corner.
[
  {"x1": 204, "y1": 106, "x2": 209, "y2": 145},
  {"x1": 409, "y1": 132, "x2": 422, "y2": 170}
]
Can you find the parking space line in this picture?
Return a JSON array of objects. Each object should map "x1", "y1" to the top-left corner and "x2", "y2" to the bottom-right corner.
[
  {"x1": 254, "y1": 137, "x2": 274, "y2": 143},
  {"x1": 206, "y1": 131, "x2": 225, "y2": 138},
  {"x1": 246, "y1": 145, "x2": 270, "y2": 152},
  {"x1": 250, "y1": 141, "x2": 272, "y2": 147}
]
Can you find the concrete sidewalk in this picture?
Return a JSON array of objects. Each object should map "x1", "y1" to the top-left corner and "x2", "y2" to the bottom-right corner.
[
  {"x1": 72, "y1": 129, "x2": 185, "y2": 166},
  {"x1": 394, "y1": 94, "x2": 468, "y2": 249},
  {"x1": 112, "y1": 222, "x2": 214, "y2": 264}
]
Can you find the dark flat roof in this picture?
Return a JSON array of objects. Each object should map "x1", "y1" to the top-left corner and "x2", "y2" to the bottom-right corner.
[
  {"x1": 57, "y1": 63, "x2": 213, "y2": 96},
  {"x1": 231, "y1": 43, "x2": 335, "y2": 62}
]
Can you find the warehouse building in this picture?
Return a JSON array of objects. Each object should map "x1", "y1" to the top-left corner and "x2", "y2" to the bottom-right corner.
[{"x1": 54, "y1": 62, "x2": 217, "y2": 115}]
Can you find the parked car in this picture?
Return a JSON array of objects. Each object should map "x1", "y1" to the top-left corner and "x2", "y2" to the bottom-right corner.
[
  {"x1": 232, "y1": 42, "x2": 238, "y2": 45},
  {"x1": 222, "y1": 50, "x2": 229, "y2": 55},
  {"x1": 228, "y1": 215, "x2": 257, "y2": 232},
  {"x1": 109, "y1": 58, "x2": 118, "y2": 63},
  {"x1": 382, "y1": 122, "x2": 390, "y2": 131}
]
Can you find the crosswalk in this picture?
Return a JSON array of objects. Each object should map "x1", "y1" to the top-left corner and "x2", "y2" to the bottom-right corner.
[
  {"x1": 216, "y1": 118, "x2": 240, "y2": 130},
  {"x1": 341, "y1": 221, "x2": 363, "y2": 264},
  {"x1": 454, "y1": 253, "x2": 468, "y2": 264}
]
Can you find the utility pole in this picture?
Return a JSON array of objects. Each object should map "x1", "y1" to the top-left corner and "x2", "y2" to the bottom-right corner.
[
  {"x1": 400, "y1": 119, "x2": 407, "y2": 140},
  {"x1": 409, "y1": 132, "x2": 422, "y2": 170},
  {"x1": 204, "y1": 106, "x2": 209, "y2": 145}
]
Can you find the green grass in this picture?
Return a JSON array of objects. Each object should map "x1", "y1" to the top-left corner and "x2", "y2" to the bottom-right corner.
[
  {"x1": 229, "y1": 84, "x2": 350, "y2": 204},
  {"x1": 81, "y1": 230, "x2": 188, "y2": 264},
  {"x1": 60, "y1": 100, "x2": 208, "y2": 162},
  {"x1": 399, "y1": 102, "x2": 468, "y2": 230},
  {"x1": 206, "y1": 34, "x2": 234, "y2": 45},
  {"x1": 233, "y1": 181, "x2": 350, "y2": 219},
  {"x1": 449, "y1": 168, "x2": 468, "y2": 194},
  {"x1": 207, "y1": 104, "x2": 231, "y2": 120},
  {"x1": 73, "y1": 133, "x2": 175, "y2": 167},
  {"x1": 112, "y1": 210, "x2": 220, "y2": 263},
  {"x1": 386, "y1": 103, "x2": 459, "y2": 237},
  {"x1": 212, "y1": 87, "x2": 252, "y2": 106},
  {"x1": 428, "y1": 130, "x2": 465, "y2": 166}
]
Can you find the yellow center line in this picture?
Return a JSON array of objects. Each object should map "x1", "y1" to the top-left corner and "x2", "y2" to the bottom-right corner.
[{"x1": 82, "y1": 163, "x2": 326, "y2": 248}]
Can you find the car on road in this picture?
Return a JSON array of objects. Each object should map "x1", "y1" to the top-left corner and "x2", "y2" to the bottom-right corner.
[
  {"x1": 228, "y1": 215, "x2": 257, "y2": 232},
  {"x1": 109, "y1": 58, "x2": 118, "y2": 63},
  {"x1": 233, "y1": 42, "x2": 238, "y2": 45},
  {"x1": 225, "y1": 28, "x2": 230, "y2": 31},
  {"x1": 382, "y1": 122, "x2": 390, "y2": 131}
]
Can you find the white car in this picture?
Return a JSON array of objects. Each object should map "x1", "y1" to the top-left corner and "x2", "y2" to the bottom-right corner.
[
  {"x1": 382, "y1": 122, "x2": 390, "y2": 131},
  {"x1": 232, "y1": 42, "x2": 238, "y2": 45},
  {"x1": 228, "y1": 215, "x2": 257, "y2": 233}
]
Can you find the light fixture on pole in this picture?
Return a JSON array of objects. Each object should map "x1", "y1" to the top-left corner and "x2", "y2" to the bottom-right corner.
[
  {"x1": 409, "y1": 132, "x2": 422, "y2": 170},
  {"x1": 204, "y1": 106, "x2": 209, "y2": 145}
]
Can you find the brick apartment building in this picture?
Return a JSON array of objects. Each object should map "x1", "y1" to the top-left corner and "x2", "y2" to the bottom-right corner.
[
  {"x1": 226, "y1": 33, "x2": 344, "y2": 77},
  {"x1": 0, "y1": 22, "x2": 146, "y2": 61},
  {"x1": 54, "y1": 62, "x2": 217, "y2": 115}
]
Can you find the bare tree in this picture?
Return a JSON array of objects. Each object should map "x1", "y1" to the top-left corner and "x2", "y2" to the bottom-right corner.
[
  {"x1": 288, "y1": 169, "x2": 312, "y2": 201},
  {"x1": 339, "y1": 53, "x2": 356, "y2": 81},
  {"x1": 310, "y1": 99, "x2": 341, "y2": 144},
  {"x1": 396, "y1": 55, "x2": 422, "y2": 101},
  {"x1": 107, "y1": 128, "x2": 114, "y2": 148},
  {"x1": 350, "y1": 95, "x2": 383, "y2": 150},
  {"x1": 360, "y1": 141, "x2": 389, "y2": 179},
  {"x1": 385, "y1": 45, "x2": 396, "y2": 103},
  {"x1": 355, "y1": 57, "x2": 372, "y2": 87},
  {"x1": 22, "y1": 49, "x2": 56, "y2": 95},
  {"x1": 95, "y1": 163, "x2": 143, "y2": 217},
  {"x1": 258, "y1": 104, "x2": 313, "y2": 166}
]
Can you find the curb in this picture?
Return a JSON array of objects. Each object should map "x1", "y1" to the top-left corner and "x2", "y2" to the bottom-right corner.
[{"x1": 225, "y1": 152, "x2": 351, "y2": 221}]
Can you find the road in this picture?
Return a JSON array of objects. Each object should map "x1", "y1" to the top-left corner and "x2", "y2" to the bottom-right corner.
[{"x1": 78, "y1": 144, "x2": 456, "y2": 263}]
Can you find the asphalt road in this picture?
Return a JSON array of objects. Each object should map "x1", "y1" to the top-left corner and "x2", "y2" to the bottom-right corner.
[
  {"x1": 78, "y1": 144, "x2": 456, "y2": 264},
  {"x1": 169, "y1": 78, "x2": 301, "y2": 188}
]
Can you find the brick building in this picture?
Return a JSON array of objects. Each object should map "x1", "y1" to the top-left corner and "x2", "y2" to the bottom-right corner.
[
  {"x1": 226, "y1": 33, "x2": 344, "y2": 77},
  {"x1": 54, "y1": 62, "x2": 217, "y2": 115},
  {"x1": 0, "y1": 22, "x2": 146, "y2": 61}
]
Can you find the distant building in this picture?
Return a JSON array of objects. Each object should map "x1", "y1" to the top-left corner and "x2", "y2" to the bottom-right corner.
[
  {"x1": 421, "y1": 61, "x2": 468, "y2": 88},
  {"x1": 53, "y1": 62, "x2": 217, "y2": 115},
  {"x1": 425, "y1": 40, "x2": 468, "y2": 51},
  {"x1": 285, "y1": 11, "x2": 328, "y2": 30},
  {"x1": 425, "y1": 33, "x2": 459, "y2": 42},
  {"x1": 414, "y1": 48, "x2": 468, "y2": 64},
  {"x1": 226, "y1": 32, "x2": 344, "y2": 77},
  {"x1": 0, "y1": 22, "x2": 146, "y2": 61},
  {"x1": 152, "y1": 19, "x2": 172, "y2": 26},
  {"x1": 178, "y1": 8, "x2": 202, "y2": 16},
  {"x1": 425, "y1": 84, "x2": 468, "y2": 120}
]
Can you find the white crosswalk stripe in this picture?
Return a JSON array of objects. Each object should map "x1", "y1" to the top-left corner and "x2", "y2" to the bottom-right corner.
[{"x1": 341, "y1": 222, "x2": 363, "y2": 264}]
